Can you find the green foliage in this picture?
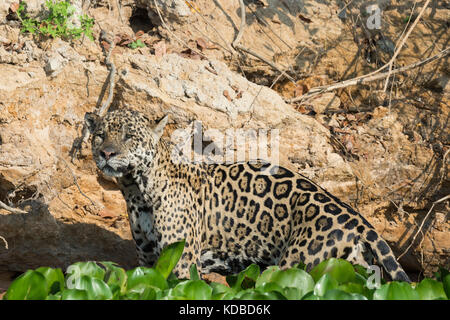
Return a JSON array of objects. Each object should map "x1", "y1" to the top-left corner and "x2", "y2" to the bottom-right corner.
[
  {"x1": 16, "y1": 0, "x2": 94, "y2": 40},
  {"x1": 3, "y1": 240, "x2": 450, "y2": 300},
  {"x1": 128, "y1": 39, "x2": 146, "y2": 49}
]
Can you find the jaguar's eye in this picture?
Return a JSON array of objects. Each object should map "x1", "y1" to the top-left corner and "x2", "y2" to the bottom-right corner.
[{"x1": 124, "y1": 133, "x2": 133, "y2": 141}]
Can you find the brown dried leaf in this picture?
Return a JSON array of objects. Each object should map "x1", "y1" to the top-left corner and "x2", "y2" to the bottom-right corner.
[
  {"x1": 294, "y1": 84, "x2": 308, "y2": 97},
  {"x1": 223, "y1": 90, "x2": 232, "y2": 101},
  {"x1": 135, "y1": 30, "x2": 145, "y2": 38},
  {"x1": 101, "y1": 40, "x2": 111, "y2": 52},
  {"x1": 9, "y1": 3, "x2": 20, "y2": 12},
  {"x1": 196, "y1": 37, "x2": 208, "y2": 51}
]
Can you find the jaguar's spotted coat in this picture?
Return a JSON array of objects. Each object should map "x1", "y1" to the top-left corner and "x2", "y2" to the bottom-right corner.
[{"x1": 85, "y1": 109, "x2": 410, "y2": 282}]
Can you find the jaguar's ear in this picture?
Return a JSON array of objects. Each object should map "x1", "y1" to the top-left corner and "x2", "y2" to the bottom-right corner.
[
  {"x1": 85, "y1": 112, "x2": 100, "y2": 133},
  {"x1": 152, "y1": 114, "x2": 169, "y2": 140}
]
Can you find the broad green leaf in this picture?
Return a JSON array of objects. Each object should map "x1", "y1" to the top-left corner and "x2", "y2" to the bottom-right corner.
[
  {"x1": 354, "y1": 264, "x2": 370, "y2": 279},
  {"x1": 5, "y1": 270, "x2": 47, "y2": 300},
  {"x1": 443, "y1": 274, "x2": 450, "y2": 300},
  {"x1": 227, "y1": 264, "x2": 260, "y2": 291},
  {"x1": 256, "y1": 268, "x2": 314, "y2": 299},
  {"x1": 301, "y1": 291, "x2": 321, "y2": 300},
  {"x1": 46, "y1": 293, "x2": 61, "y2": 300},
  {"x1": 255, "y1": 266, "x2": 280, "y2": 287},
  {"x1": 77, "y1": 275, "x2": 113, "y2": 300},
  {"x1": 139, "y1": 287, "x2": 157, "y2": 300},
  {"x1": 257, "y1": 282, "x2": 285, "y2": 294},
  {"x1": 310, "y1": 258, "x2": 356, "y2": 284},
  {"x1": 35, "y1": 267, "x2": 65, "y2": 294},
  {"x1": 373, "y1": 282, "x2": 420, "y2": 300},
  {"x1": 210, "y1": 282, "x2": 231, "y2": 295},
  {"x1": 415, "y1": 279, "x2": 447, "y2": 300},
  {"x1": 283, "y1": 287, "x2": 306, "y2": 300},
  {"x1": 322, "y1": 289, "x2": 367, "y2": 300},
  {"x1": 172, "y1": 280, "x2": 213, "y2": 300},
  {"x1": 126, "y1": 267, "x2": 168, "y2": 292},
  {"x1": 154, "y1": 240, "x2": 185, "y2": 279},
  {"x1": 236, "y1": 289, "x2": 286, "y2": 300},
  {"x1": 100, "y1": 262, "x2": 127, "y2": 293},
  {"x1": 61, "y1": 289, "x2": 89, "y2": 300},
  {"x1": 189, "y1": 264, "x2": 200, "y2": 281},
  {"x1": 314, "y1": 274, "x2": 339, "y2": 296},
  {"x1": 66, "y1": 261, "x2": 105, "y2": 284}
]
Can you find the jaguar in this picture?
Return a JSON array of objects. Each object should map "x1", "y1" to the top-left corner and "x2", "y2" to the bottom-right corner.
[{"x1": 85, "y1": 108, "x2": 410, "y2": 282}]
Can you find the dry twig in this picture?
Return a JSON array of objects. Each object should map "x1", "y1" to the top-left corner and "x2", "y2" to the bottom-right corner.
[
  {"x1": 71, "y1": 30, "x2": 117, "y2": 161},
  {"x1": 397, "y1": 194, "x2": 450, "y2": 260},
  {"x1": 288, "y1": 46, "x2": 450, "y2": 103},
  {"x1": 383, "y1": 0, "x2": 431, "y2": 92},
  {"x1": 57, "y1": 156, "x2": 97, "y2": 207},
  {"x1": 98, "y1": 31, "x2": 116, "y2": 116},
  {"x1": 0, "y1": 235, "x2": 8, "y2": 250},
  {"x1": 0, "y1": 200, "x2": 27, "y2": 214}
]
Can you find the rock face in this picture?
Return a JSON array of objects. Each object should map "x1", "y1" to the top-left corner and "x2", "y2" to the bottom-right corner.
[{"x1": 0, "y1": 0, "x2": 448, "y2": 278}]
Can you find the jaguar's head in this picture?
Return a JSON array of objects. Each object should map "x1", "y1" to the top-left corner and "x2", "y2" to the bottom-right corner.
[{"x1": 84, "y1": 109, "x2": 168, "y2": 178}]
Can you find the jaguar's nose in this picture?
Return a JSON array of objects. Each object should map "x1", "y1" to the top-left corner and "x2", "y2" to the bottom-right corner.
[{"x1": 100, "y1": 146, "x2": 118, "y2": 160}]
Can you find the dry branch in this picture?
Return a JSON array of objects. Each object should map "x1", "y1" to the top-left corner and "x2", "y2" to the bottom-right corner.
[
  {"x1": 57, "y1": 156, "x2": 97, "y2": 207},
  {"x1": 397, "y1": 194, "x2": 450, "y2": 260},
  {"x1": 383, "y1": 0, "x2": 431, "y2": 92},
  {"x1": 98, "y1": 31, "x2": 116, "y2": 116},
  {"x1": 71, "y1": 30, "x2": 117, "y2": 161},
  {"x1": 0, "y1": 235, "x2": 8, "y2": 250},
  {"x1": 0, "y1": 200, "x2": 27, "y2": 214},
  {"x1": 287, "y1": 46, "x2": 450, "y2": 103}
]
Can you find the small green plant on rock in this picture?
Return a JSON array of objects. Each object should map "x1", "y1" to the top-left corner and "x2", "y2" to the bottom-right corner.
[
  {"x1": 16, "y1": 0, "x2": 94, "y2": 40},
  {"x1": 128, "y1": 39, "x2": 146, "y2": 49}
]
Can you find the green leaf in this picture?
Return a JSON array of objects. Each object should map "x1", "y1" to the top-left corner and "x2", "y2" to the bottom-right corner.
[
  {"x1": 76, "y1": 275, "x2": 113, "y2": 300},
  {"x1": 61, "y1": 289, "x2": 89, "y2": 300},
  {"x1": 227, "y1": 264, "x2": 260, "y2": 291},
  {"x1": 67, "y1": 261, "x2": 105, "y2": 281},
  {"x1": 154, "y1": 239, "x2": 185, "y2": 279},
  {"x1": 189, "y1": 264, "x2": 200, "y2": 281},
  {"x1": 35, "y1": 267, "x2": 65, "y2": 294},
  {"x1": 353, "y1": 264, "x2": 370, "y2": 279},
  {"x1": 415, "y1": 279, "x2": 447, "y2": 300},
  {"x1": 5, "y1": 270, "x2": 47, "y2": 300},
  {"x1": 172, "y1": 280, "x2": 213, "y2": 300},
  {"x1": 301, "y1": 291, "x2": 321, "y2": 300},
  {"x1": 314, "y1": 274, "x2": 339, "y2": 296},
  {"x1": 139, "y1": 287, "x2": 157, "y2": 300},
  {"x1": 322, "y1": 289, "x2": 367, "y2": 300},
  {"x1": 100, "y1": 262, "x2": 127, "y2": 293},
  {"x1": 256, "y1": 268, "x2": 314, "y2": 299},
  {"x1": 443, "y1": 274, "x2": 450, "y2": 299},
  {"x1": 373, "y1": 282, "x2": 420, "y2": 300},
  {"x1": 255, "y1": 266, "x2": 279, "y2": 287},
  {"x1": 46, "y1": 293, "x2": 62, "y2": 300},
  {"x1": 309, "y1": 258, "x2": 356, "y2": 284},
  {"x1": 126, "y1": 267, "x2": 168, "y2": 292},
  {"x1": 235, "y1": 289, "x2": 286, "y2": 300}
]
